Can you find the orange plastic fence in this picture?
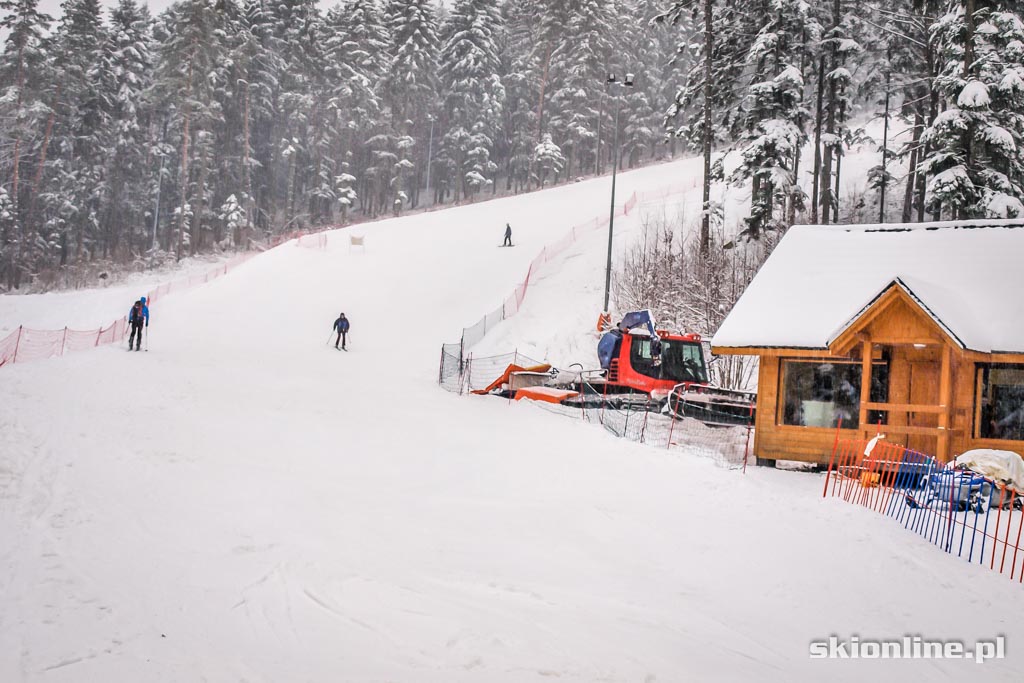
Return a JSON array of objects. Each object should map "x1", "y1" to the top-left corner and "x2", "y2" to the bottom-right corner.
[
  {"x1": 824, "y1": 434, "x2": 1024, "y2": 584},
  {"x1": 0, "y1": 228, "x2": 328, "y2": 367}
]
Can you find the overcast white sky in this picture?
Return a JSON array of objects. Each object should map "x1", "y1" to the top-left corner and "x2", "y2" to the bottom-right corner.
[
  {"x1": 35, "y1": 0, "x2": 448, "y2": 22},
  {"x1": 37, "y1": 0, "x2": 174, "y2": 20}
]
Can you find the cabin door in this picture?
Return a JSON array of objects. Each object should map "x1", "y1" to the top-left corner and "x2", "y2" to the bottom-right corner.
[{"x1": 908, "y1": 361, "x2": 940, "y2": 456}]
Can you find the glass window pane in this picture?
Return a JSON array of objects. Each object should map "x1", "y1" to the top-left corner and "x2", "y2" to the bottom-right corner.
[
  {"x1": 978, "y1": 364, "x2": 1024, "y2": 441},
  {"x1": 781, "y1": 360, "x2": 888, "y2": 429}
]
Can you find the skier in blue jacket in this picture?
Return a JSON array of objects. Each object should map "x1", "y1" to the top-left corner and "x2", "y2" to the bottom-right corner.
[
  {"x1": 128, "y1": 297, "x2": 149, "y2": 351},
  {"x1": 333, "y1": 313, "x2": 350, "y2": 350}
]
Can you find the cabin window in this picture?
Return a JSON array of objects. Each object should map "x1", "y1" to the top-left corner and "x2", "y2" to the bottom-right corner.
[
  {"x1": 976, "y1": 364, "x2": 1024, "y2": 441},
  {"x1": 780, "y1": 360, "x2": 889, "y2": 429},
  {"x1": 629, "y1": 338, "x2": 708, "y2": 384}
]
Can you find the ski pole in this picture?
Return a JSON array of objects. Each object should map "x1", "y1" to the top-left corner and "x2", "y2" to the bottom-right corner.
[
  {"x1": 326, "y1": 331, "x2": 334, "y2": 345},
  {"x1": 145, "y1": 326, "x2": 149, "y2": 351}
]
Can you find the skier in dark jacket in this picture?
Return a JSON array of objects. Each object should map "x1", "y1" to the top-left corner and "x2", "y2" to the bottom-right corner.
[
  {"x1": 503, "y1": 223, "x2": 513, "y2": 246},
  {"x1": 333, "y1": 313, "x2": 350, "y2": 350},
  {"x1": 128, "y1": 297, "x2": 149, "y2": 351}
]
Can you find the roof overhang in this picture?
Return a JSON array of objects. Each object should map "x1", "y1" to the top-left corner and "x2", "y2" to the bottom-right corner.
[{"x1": 827, "y1": 278, "x2": 966, "y2": 355}]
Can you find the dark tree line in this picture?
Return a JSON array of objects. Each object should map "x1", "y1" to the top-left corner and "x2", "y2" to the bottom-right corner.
[
  {"x1": 3, "y1": 0, "x2": 1023, "y2": 290},
  {"x1": 661, "y1": 0, "x2": 1024, "y2": 254},
  {"x1": 0, "y1": 0, "x2": 683, "y2": 289}
]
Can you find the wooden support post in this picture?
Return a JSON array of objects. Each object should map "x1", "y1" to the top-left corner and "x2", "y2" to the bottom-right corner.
[
  {"x1": 938, "y1": 344, "x2": 953, "y2": 462},
  {"x1": 859, "y1": 339, "x2": 873, "y2": 432}
]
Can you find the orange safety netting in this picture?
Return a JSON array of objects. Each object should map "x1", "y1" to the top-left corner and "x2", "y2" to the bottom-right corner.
[{"x1": 513, "y1": 386, "x2": 579, "y2": 403}]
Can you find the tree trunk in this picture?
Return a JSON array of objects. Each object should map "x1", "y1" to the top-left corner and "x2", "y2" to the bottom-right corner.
[
  {"x1": 194, "y1": 143, "x2": 210, "y2": 254},
  {"x1": 596, "y1": 91, "x2": 605, "y2": 176},
  {"x1": 533, "y1": 46, "x2": 552, "y2": 189},
  {"x1": 878, "y1": 65, "x2": 891, "y2": 223},
  {"x1": 961, "y1": 0, "x2": 976, "y2": 219},
  {"x1": 811, "y1": 56, "x2": 826, "y2": 223},
  {"x1": 176, "y1": 39, "x2": 197, "y2": 261},
  {"x1": 700, "y1": 0, "x2": 713, "y2": 255},
  {"x1": 26, "y1": 85, "x2": 60, "y2": 239},
  {"x1": 9, "y1": 42, "x2": 27, "y2": 287},
  {"x1": 242, "y1": 80, "x2": 253, "y2": 246},
  {"x1": 902, "y1": 108, "x2": 922, "y2": 222}
]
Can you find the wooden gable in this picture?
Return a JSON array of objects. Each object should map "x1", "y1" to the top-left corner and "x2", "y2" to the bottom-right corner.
[{"x1": 828, "y1": 284, "x2": 958, "y2": 356}]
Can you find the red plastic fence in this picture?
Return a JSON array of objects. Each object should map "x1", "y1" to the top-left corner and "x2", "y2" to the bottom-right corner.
[
  {"x1": 0, "y1": 219, "x2": 354, "y2": 369},
  {"x1": 824, "y1": 435, "x2": 1024, "y2": 584}
]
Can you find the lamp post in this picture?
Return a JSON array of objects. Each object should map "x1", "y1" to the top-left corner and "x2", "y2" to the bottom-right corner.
[{"x1": 603, "y1": 72, "x2": 634, "y2": 313}]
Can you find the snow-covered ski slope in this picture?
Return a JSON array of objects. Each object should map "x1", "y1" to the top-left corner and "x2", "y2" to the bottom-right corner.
[{"x1": 3, "y1": 152, "x2": 1024, "y2": 682}]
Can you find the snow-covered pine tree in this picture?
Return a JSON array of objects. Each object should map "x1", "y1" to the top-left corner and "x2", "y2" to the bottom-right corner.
[
  {"x1": 498, "y1": 0, "x2": 542, "y2": 193},
  {"x1": 729, "y1": 0, "x2": 812, "y2": 240},
  {"x1": 272, "y1": 0, "x2": 332, "y2": 226},
  {"x1": 661, "y1": 0, "x2": 751, "y2": 254},
  {"x1": 533, "y1": 132, "x2": 564, "y2": 186},
  {"x1": 0, "y1": 0, "x2": 51, "y2": 286},
  {"x1": 153, "y1": 0, "x2": 231, "y2": 259},
  {"x1": 546, "y1": 0, "x2": 616, "y2": 180},
  {"x1": 384, "y1": 0, "x2": 440, "y2": 207},
  {"x1": 810, "y1": 0, "x2": 862, "y2": 224},
  {"x1": 861, "y1": 40, "x2": 898, "y2": 222},
  {"x1": 39, "y1": 0, "x2": 111, "y2": 267},
  {"x1": 438, "y1": 0, "x2": 505, "y2": 202},
  {"x1": 922, "y1": 0, "x2": 1024, "y2": 218},
  {"x1": 324, "y1": 0, "x2": 390, "y2": 214},
  {"x1": 335, "y1": 168, "x2": 358, "y2": 223},
  {"x1": 231, "y1": 0, "x2": 281, "y2": 242},
  {"x1": 613, "y1": 0, "x2": 668, "y2": 173},
  {"x1": 104, "y1": 0, "x2": 154, "y2": 257}
]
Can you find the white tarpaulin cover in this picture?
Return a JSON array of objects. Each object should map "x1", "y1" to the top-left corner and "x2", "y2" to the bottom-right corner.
[{"x1": 954, "y1": 449, "x2": 1024, "y2": 491}]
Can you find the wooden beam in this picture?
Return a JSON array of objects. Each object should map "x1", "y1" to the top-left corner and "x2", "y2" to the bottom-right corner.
[
  {"x1": 859, "y1": 340, "x2": 872, "y2": 430},
  {"x1": 938, "y1": 344, "x2": 953, "y2": 462},
  {"x1": 710, "y1": 347, "x2": 836, "y2": 357},
  {"x1": 860, "y1": 425, "x2": 958, "y2": 437},
  {"x1": 862, "y1": 402, "x2": 946, "y2": 414}
]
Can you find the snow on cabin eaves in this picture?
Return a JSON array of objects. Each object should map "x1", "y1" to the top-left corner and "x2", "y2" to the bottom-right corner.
[{"x1": 711, "y1": 219, "x2": 1024, "y2": 354}]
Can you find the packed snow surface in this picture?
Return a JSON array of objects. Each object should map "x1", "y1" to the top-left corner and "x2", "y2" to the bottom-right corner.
[{"x1": 3, "y1": 154, "x2": 1024, "y2": 682}]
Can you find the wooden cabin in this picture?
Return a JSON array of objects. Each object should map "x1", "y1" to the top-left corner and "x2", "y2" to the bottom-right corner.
[{"x1": 711, "y1": 220, "x2": 1024, "y2": 466}]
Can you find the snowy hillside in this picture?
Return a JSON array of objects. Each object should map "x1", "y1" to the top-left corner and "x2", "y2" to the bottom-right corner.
[
  {"x1": 3, "y1": 152, "x2": 1024, "y2": 683},
  {"x1": 474, "y1": 118, "x2": 903, "y2": 367}
]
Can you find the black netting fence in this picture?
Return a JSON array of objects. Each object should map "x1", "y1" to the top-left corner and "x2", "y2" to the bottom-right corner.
[
  {"x1": 438, "y1": 346, "x2": 755, "y2": 469},
  {"x1": 439, "y1": 342, "x2": 465, "y2": 393},
  {"x1": 463, "y1": 351, "x2": 544, "y2": 392},
  {"x1": 526, "y1": 396, "x2": 753, "y2": 469},
  {"x1": 438, "y1": 347, "x2": 545, "y2": 394}
]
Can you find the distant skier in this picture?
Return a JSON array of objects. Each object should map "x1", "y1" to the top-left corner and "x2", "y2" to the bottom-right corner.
[
  {"x1": 128, "y1": 296, "x2": 149, "y2": 351},
  {"x1": 503, "y1": 223, "x2": 513, "y2": 247},
  {"x1": 333, "y1": 313, "x2": 350, "y2": 350}
]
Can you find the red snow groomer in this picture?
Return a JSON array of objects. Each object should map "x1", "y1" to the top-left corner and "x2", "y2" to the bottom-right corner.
[{"x1": 583, "y1": 310, "x2": 756, "y2": 426}]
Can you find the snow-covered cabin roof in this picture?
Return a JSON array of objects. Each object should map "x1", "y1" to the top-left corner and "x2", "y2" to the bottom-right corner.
[{"x1": 711, "y1": 220, "x2": 1024, "y2": 354}]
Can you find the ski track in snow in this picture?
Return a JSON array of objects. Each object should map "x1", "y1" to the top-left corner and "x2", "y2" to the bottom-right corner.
[{"x1": 3, "y1": 142, "x2": 1024, "y2": 681}]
